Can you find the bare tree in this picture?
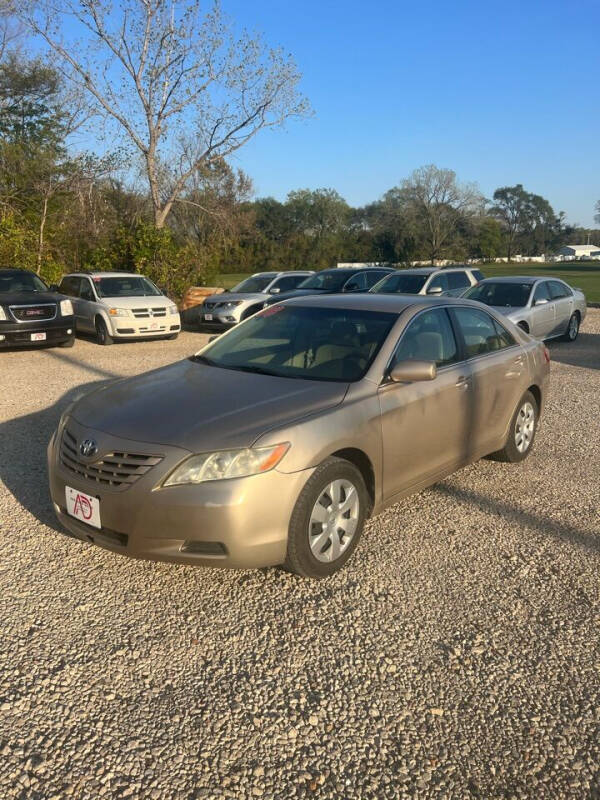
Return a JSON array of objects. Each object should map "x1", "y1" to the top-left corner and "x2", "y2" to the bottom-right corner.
[
  {"x1": 16, "y1": 0, "x2": 308, "y2": 228},
  {"x1": 402, "y1": 165, "x2": 484, "y2": 263}
]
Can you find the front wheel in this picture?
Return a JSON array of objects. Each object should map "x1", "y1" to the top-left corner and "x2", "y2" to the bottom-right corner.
[
  {"x1": 284, "y1": 457, "x2": 368, "y2": 578},
  {"x1": 95, "y1": 317, "x2": 114, "y2": 346},
  {"x1": 490, "y1": 391, "x2": 538, "y2": 463},
  {"x1": 58, "y1": 337, "x2": 75, "y2": 348},
  {"x1": 563, "y1": 313, "x2": 579, "y2": 342}
]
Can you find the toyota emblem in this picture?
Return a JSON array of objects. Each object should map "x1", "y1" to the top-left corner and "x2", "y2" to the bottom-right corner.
[{"x1": 80, "y1": 439, "x2": 98, "y2": 458}]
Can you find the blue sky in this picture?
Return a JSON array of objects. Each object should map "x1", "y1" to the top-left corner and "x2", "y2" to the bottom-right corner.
[{"x1": 221, "y1": 0, "x2": 599, "y2": 226}]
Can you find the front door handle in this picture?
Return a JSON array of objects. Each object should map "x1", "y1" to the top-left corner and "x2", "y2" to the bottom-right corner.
[{"x1": 455, "y1": 376, "x2": 470, "y2": 388}]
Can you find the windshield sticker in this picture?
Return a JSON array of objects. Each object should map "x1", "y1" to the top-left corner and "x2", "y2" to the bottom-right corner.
[{"x1": 258, "y1": 305, "x2": 286, "y2": 317}]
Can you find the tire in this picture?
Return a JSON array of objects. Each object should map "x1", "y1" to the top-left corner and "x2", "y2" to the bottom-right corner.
[
  {"x1": 58, "y1": 337, "x2": 75, "y2": 348},
  {"x1": 167, "y1": 333, "x2": 179, "y2": 340},
  {"x1": 563, "y1": 312, "x2": 579, "y2": 342},
  {"x1": 284, "y1": 457, "x2": 369, "y2": 578},
  {"x1": 95, "y1": 317, "x2": 114, "y2": 346},
  {"x1": 490, "y1": 390, "x2": 538, "y2": 463}
]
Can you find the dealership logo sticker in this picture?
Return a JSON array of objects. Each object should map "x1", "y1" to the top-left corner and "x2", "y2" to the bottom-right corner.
[{"x1": 65, "y1": 486, "x2": 101, "y2": 529}]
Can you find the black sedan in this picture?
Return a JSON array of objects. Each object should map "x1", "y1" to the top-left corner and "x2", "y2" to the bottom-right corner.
[
  {"x1": 261, "y1": 267, "x2": 394, "y2": 308},
  {"x1": 0, "y1": 269, "x2": 75, "y2": 348}
]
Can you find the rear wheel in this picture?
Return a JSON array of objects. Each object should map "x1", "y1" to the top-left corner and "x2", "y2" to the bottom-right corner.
[
  {"x1": 490, "y1": 390, "x2": 538, "y2": 463},
  {"x1": 95, "y1": 317, "x2": 113, "y2": 346},
  {"x1": 563, "y1": 313, "x2": 579, "y2": 342},
  {"x1": 284, "y1": 457, "x2": 368, "y2": 578}
]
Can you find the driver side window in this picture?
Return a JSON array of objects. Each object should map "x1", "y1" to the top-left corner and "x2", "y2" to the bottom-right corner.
[{"x1": 392, "y1": 308, "x2": 459, "y2": 367}]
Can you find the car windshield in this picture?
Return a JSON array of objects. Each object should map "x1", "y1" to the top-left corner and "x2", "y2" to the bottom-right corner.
[
  {"x1": 196, "y1": 305, "x2": 397, "y2": 382},
  {"x1": 93, "y1": 276, "x2": 162, "y2": 298},
  {"x1": 370, "y1": 273, "x2": 428, "y2": 294},
  {"x1": 464, "y1": 282, "x2": 532, "y2": 308},
  {"x1": 0, "y1": 272, "x2": 48, "y2": 293},
  {"x1": 231, "y1": 275, "x2": 275, "y2": 293},
  {"x1": 296, "y1": 271, "x2": 352, "y2": 291}
]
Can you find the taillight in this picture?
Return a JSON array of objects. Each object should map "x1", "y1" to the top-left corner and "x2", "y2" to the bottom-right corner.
[{"x1": 543, "y1": 346, "x2": 550, "y2": 364}]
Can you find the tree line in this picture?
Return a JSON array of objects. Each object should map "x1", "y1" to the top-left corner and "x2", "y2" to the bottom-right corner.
[{"x1": 0, "y1": 1, "x2": 598, "y2": 296}]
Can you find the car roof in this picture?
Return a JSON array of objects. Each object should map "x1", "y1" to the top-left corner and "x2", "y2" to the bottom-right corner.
[
  {"x1": 0, "y1": 268, "x2": 37, "y2": 276},
  {"x1": 477, "y1": 276, "x2": 542, "y2": 285},
  {"x1": 64, "y1": 271, "x2": 148, "y2": 279},
  {"x1": 282, "y1": 292, "x2": 483, "y2": 314}
]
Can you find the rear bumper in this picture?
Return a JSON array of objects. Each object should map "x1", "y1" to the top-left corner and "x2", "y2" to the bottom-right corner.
[
  {"x1": 47, "y1": 421, "x2": 313, "y2": 569},
  {"x1": 0, "y1": 316, "x2": 74, "y2": 347}
]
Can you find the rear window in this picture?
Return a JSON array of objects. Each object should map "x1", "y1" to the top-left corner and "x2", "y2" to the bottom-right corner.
[
  {"x1": 471, "y1": 270, "x2": 485, "y2": 282},
  {"x1": 446, "y1": 271, "x2": 471, "y2": 290},
  {"x1": 463, "y1": 281, "x2": 532, "y2": 308}
]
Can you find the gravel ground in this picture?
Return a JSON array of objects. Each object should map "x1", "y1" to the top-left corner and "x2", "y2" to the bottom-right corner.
[{"x1": 1, "y1": 313, "x2": 599, "y2": 800}]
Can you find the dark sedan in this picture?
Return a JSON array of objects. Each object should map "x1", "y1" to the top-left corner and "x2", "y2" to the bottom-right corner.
[
  {"x1": 261, "y1": 267, "x2": 394, "y2": 308},
  {"x1": 0, "y1": 269, "x2": 75, "y2": 348}
]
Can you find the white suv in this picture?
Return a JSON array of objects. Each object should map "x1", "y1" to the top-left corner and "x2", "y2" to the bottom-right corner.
[
  {"x1": 370, "y1": 266, "x2": 484, "y2": 297},
  {"x1": 201, "y1": 271, "x2": 314, "y2": 328},
  {"x1": 58, "y1": 272, "x2": 181, "y2": 345}
]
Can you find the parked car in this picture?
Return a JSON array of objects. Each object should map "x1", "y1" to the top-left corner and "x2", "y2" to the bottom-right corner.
[
  {"x1": 462, "y1": 276, "x2": 586, "y2": 341},
  {"x1": 58, "y1": 272, "x2": 181, "y2": 345},
  {"x1": 201, "y1": 271, "x2": 314, "y2": 328},
  {"x1": 0, "y1": 268, "x2": 75, "y2": 349},
  {"x1": 261, "y1": 266, "x2": 395, "y2": 309},
  {"x1": 370, "y1": 266, "x2": 484, "y2": 297},
  {"x1": 49, "y1": 293, "x2": 549, "y2": 578}
]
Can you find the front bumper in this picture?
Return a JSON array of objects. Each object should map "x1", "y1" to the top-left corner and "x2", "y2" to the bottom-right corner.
[
  {"x1": 199, "y1": 309, "x2": 240, "y2": 328},
  {"x1": 110, "y1": 313, "x2": 181, "y2": 338},
  {"x1": 47, "y1": 420, "x2": 313, "y2": 569},
  {"x1": 0, "y1": 316, "x2": 74, "y2": 347}
]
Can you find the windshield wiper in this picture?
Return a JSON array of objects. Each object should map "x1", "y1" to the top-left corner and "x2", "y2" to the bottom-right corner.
[
  {"x1": 189, "y1": 354, "x2": 216, "y2": 366},
  {"x1": 225, "y1": 364, "x2": 281, "y2": 377}
]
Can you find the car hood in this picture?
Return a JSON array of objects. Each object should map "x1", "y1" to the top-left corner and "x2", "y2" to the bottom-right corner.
[
  {"x1": 206, "y1": 292, "x2": 266, "y2": 304},
  {"x1": 97, "y1": 295, "x2": 170, "y2": 309},
  {"x1": 0, "y1": 291, "x2": 66, "y2": 305},
  {"x1": 488, "y1": 306, "x2": 524, "y2": 319},
  {"x1": 71, "y1": 359, "x2": 348, "y2": 451},
  {"x1": 266, "y1": 288, "x2": 327, "y2": 303}
]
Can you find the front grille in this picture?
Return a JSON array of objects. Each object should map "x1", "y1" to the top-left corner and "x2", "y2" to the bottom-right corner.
[
  {"x1": 60, "y1": 428, "x2": 163, "y2": 490},
  {"x1": 131, "y1": 307, "x2": 167, "y2": 319},
  {"x1": 10, "y1": 303, "x2": 57, "y2": 322}
]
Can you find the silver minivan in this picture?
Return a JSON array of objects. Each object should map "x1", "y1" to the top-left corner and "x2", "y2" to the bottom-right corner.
[{"x1": 58, "y1": 272, "x2": 181, "y2": 345}]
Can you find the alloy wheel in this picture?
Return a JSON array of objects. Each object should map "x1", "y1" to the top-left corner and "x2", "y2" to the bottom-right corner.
[
  {"x1": 514, "y1": 401, "x2": 535, "y2": 453},
  {"x1": 568, "y1": 315, "x2": 579, "y2": 340},
  {"x1": 308, "y1": 479, "x2": 360, "y2": 563}
]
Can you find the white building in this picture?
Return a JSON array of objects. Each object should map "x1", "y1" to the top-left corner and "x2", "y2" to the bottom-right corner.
[{"x1": 557, "y1": 244, "x2": 600, "y2": 258}]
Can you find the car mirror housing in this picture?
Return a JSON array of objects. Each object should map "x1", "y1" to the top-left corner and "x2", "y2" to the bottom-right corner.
[
  {"x1": 49, "y1": 284, "x2": 60, "y2": 292},
  {"x1": 534, "y1": 298, "x2": 548, "y2": 306},
  {"x1": 426, "y1": 286, "x2": 443, "y2": 295},
  {"x1": 389, "y1": 360, "x2": 437, "y2": 383},
  {"x1": 270, "y1": 287, "x2": 281, "y2": 294}
]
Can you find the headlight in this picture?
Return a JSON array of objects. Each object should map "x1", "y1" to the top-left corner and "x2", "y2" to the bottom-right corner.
[
  {"x1": 163, "y1": 443, "x2": 290, "y2": 487},
  {"x1": 167, "y1": 304, "x2": 178, "y2": 316},
  {"x1": 108, "y1": 307, "x2": 130, "y2": 317},
  {"x1": 222, "y1": 301, "x2": 243, "y2": 309},
  {"x1": 0, "y1": 306, "x2": 7, "y2": 321},
  {"x1": 60, "y1": 299, "x2": 73, "y2": 316}
]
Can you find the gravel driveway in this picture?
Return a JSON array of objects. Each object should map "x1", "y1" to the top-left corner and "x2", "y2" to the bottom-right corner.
[{"x1": 1, "y1": 313, "x2": 599, "y2": 800}]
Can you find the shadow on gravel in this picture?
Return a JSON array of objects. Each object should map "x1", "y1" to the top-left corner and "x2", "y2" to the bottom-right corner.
[
  {"x1": 41, "y1": 348, "x2": 121, "y2": 380},
  {"x1": 435, "y1": 483, "x2": 600, "y2": 555},
  {"x1": 547, "y1": 332, "x2": 600, "y2": 371},
  {"x1": 0, "y1": 378, "x2": 115, "y2": 533}
]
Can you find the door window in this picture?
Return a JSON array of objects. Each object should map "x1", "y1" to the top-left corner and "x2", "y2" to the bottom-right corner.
[
  {"x1": 59, "y1": 276, "x2": 81, "y2": 297},
  {"x1": 446, "y1": 271, "x2": 471, "y2": 290},
  {"x1": 471, "y1": 269, "x2": 485, "y2": 282},
  {"x1": 392, "y1": 308, "x2": 459, "y2": 367},
  {"x1": 343, "y1": 273, "x2": 368, "y2": 292},
  {"x1": 427, "y1": 273, "x2": 449, "y2": 292},
  {"x1": 79, "y1": 279, "x2": 95, "y2": 301},
  {"x1": 548, "y1": 280, "x2": 572, "y2": 299},
  {"x1": 532, "y1": 282, "x2": 551, "y2": 303},
  {"x1": 453, "y1": 307, "x2": 515, "y2": 357},
  {"x1": 273, "y1": 274, "x2": 303, "y2": 292},
  {"x1": 365, "y1": 270, "x2": 390, "y2": 288}
]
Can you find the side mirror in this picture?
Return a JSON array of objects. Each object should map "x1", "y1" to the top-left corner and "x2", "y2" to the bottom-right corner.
[
  {"x1": 208, "y1": 334, "x2": 221, "y2": 343},
  {"x1": 389, "y1": 360, "x2": 437, "y2": 383},
  {"x1": 269, "y1": 287, "x2": 281, "y2": 294},
  {"x1": 427, "y1": 285, "x2": 443, "y2": 295},
  {"x1": 49, "y1": 284, "x2": 60, "y2": 292},
  {"x1": 534, "y1": 298, "x2": 548, "y2": 306}
]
